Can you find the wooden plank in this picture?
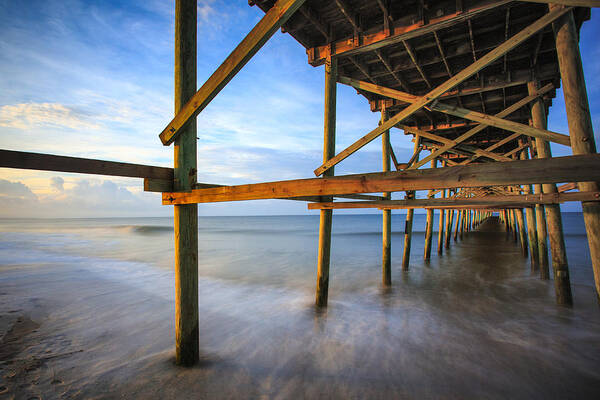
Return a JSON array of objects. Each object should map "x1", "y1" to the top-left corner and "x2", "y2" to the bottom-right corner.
[
  {"x1": 307, "y1": 191, "x2": 600, "y2": 210},
  {"x1": 313, "y1": 8, "x2": 571, "y2": 177},
  {"x1": 0, "y1": 149, "x2": 173, "y2": 180},
  {"x1": 159, "y1": 0, "x2": 307, "y2": 145},
  {"x1": 307, "y1": 0, "x2": 511, "y2": 66},
  {"x1": 163, "y1": 154, "x2": 600, "y2": 205}
]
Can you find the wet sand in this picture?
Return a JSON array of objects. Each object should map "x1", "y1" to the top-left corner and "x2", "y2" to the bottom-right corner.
[{"x1": 1, "y1": 217, "x2": 600, "y2": 399}]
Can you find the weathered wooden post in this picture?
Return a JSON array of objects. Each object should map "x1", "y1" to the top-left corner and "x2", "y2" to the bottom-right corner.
[
  {"x1": 516, "y1": 208, "x2": 528, "y2": 257},
  {"x1": 424, "y1": 160, "x2": 436, "y2": 260},
  {"x1": 519, "y1": 139, "x2": 539, "y2": 268},
  {"x1": 552, "y1": 4, "x2": 600, "y2": 302},
  {"x1": 511, "y1": 210, "x2": 519, "y2": 242},
  {"x1": 381, "y1": 107, "x2": 392, "y2": 285},
  {"x1": 528, "y1": 80, "x2": 571, "y2": 301},
  {"x1": 445, "y1": 207, "x2": 453, "y2": 249},
  {"x1": 528, "y1": 81, "x2": 550, "y2": 280},
  {"x1": 402, "y1": 138, "x2": 420, "y2": 270},
  {"x1": 459, "y1": 209, "x2": 465, "y2": 239},
  {"x1": 174, "y1": 0, "x2": 199, "y2": 366},
  {"x1": 454, "y1": 209, "x2": 461, "y2": 241},
  {"x1": 315, "y1": 56, "x2": 337, "y2": 307},
  {"x1": 437, "y1": 187, "x2": 446, "y2": 255}
]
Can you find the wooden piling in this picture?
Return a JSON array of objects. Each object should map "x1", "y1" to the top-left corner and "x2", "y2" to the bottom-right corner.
[
  {"x1": 454, "y1": 209, "x2": 461, "y2": 241},
  {"x1": 460, "y1": 209, "x2": 467, "y2": 240},
  {"x1": 511, "y1": 210, "x2": 519, "y2": 242},
  {"x1": 402, "y1": 138, "x2": 420, "y2": 270},
  {"x1": 528, "y1": 81, "x2": 550, "y2": 279},
  {"x1": 437, "y1": 185, "x2": 446, "y2": 255},
  {"x1": 381, "y1": 108, "x2": 392, "y2": 285},
  {"x1": 424, "y1": 160, "x2": 436, "y2": 260},
  {"x1": 445, "y1": 207, "x2": 453, "y2": 249},
  {"x1": 519, "y1": 139, "x2": 538, "y2": 268},
  {"x1": 174, "y1": 0, "x2": 199, "y2": 366},
  {"x1": 315, "y1": 57, "x2": 337, "y2": 307},
  {"x1": 516, "y1": 208, "x2": 528, "y2": 257},
  {"x1": 528, "y1": 79, "x2": 572, "y2": 302},
  {"x1": 552, "y1": 4, "x2": 600, "y2": 302}
]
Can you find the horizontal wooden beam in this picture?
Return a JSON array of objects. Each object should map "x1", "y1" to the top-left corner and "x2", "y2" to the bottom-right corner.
[
  {"x1": 307, "y1": 0, "x2": 511, "y2": 66},
  {"x1": 162, "y1": 154, "x2": 600, "y2": 205},
  {"x1": 144, "y1": 178, "x2": 383, "y2": 202},
  {"x1": 308, "y1": 191, "x2": 600, "y2": 210},
  {"x1": 159, "y1": 0, "x2": 306, "y2": 145},
  {"x1": 313, "y1": 7, "x2": 571, "y2": 176},
  {"x1": 1, "y1": 149, "x2": 173, "y2": 180}
]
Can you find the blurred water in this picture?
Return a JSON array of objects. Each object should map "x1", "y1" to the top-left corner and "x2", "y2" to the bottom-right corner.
[{"x1": 0, "y1": 213, "x2": 598, "y2": 398}]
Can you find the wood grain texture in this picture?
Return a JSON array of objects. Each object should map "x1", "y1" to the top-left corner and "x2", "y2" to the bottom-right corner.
[
  {"x1": 173, "y1": 0, "x2": 198, "y2": 366},
  {"x1": 0, "y1": 149, "x2": 172, "y2": 180},
  {"x1": 553, "y1": 4, "x2": 600, "y2": 303},
  {"x1": 164, "y1": 155, "x2": 600, "y2": 205}
]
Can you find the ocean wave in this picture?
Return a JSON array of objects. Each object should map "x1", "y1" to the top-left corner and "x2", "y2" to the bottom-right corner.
[{"x1": 116, "y1": 225, "x2": 173, "y2": 235}]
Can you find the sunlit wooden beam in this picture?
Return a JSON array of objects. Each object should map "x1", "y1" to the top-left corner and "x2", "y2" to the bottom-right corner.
[{"x1": 163, "y1": 154, "x2": 600, "y2": 205}]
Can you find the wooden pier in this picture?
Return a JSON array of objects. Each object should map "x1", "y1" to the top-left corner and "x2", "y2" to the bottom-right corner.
[{"x1": 1, "y1": 0, "x2": 599, "y2": 365}]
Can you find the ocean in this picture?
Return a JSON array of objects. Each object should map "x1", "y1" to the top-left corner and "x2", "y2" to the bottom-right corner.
[{"x1": 1, "y1": 213, "x2": 599, "y2": 398}]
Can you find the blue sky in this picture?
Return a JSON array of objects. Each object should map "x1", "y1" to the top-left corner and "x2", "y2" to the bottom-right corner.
[{"x1": 0, "y1": 1, "x2": 598, "y2": 217}]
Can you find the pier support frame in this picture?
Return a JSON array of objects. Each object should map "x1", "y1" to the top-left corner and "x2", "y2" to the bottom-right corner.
[
  {"x1": 315, "y1": 57, "x2": 337, "y2": 307},
  {"x1": 552, "y1": 4, "x2": 600, "y2": 302},
  {"x1": 174, "y1": 0, "x2": 199, "y2": 366},
  {"x1": 382, "y1": 108, "x2": 392, "y2": 285}
]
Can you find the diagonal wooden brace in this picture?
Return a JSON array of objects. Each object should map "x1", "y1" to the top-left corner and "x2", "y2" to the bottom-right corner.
[
  {"x1": 159, "y1": 0, "x2": 307, "y2": 145},
  {"x1": 339, "y1": 77, "x2": 559, "y2": 168}
]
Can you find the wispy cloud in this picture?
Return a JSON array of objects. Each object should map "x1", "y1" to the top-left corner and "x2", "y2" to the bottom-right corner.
[{"x1": 0, "y1": 103, "x2": 101, "y2": 130}]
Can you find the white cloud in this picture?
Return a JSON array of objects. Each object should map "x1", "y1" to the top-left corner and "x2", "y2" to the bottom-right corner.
[
  {"x1": 0, "y1": 179, "x2": 38, "y2": 204},
  {"x1": 0, "y1": 102, "x2": 101, "y2": 131},
  {"x1": 0, "y1": 177, "x2": 164, "y2": 218},
  {"x1": 50, "y1": 176, "x2": 64, "y2": 192}
]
